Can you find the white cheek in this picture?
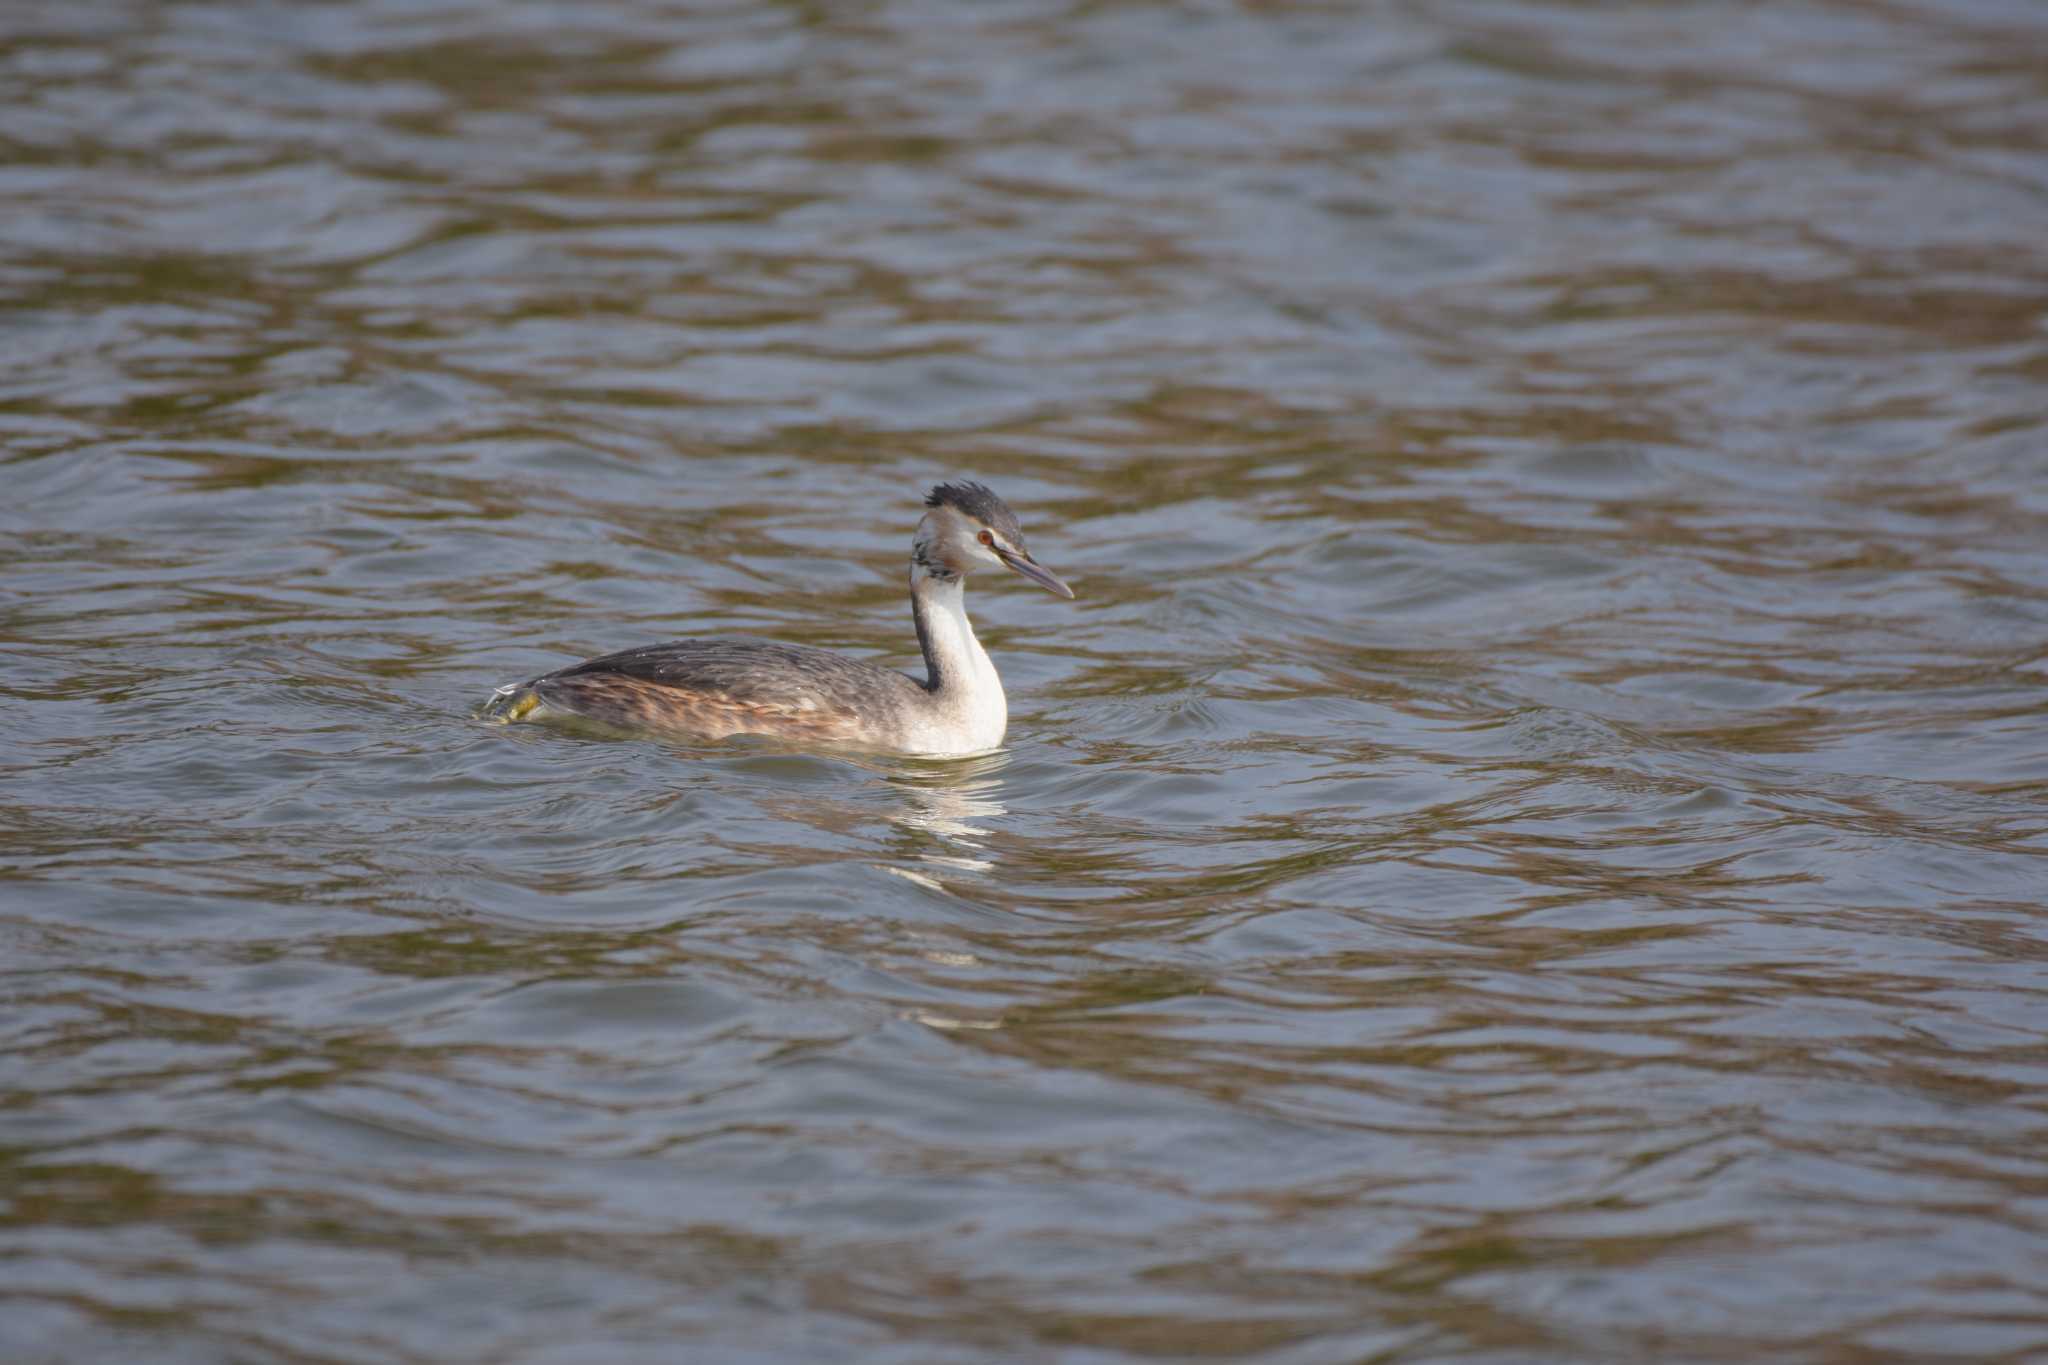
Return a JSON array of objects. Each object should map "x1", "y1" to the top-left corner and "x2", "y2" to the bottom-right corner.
[{"x1": 973, "y1": 540, "x2": 1007, "y2": 567}]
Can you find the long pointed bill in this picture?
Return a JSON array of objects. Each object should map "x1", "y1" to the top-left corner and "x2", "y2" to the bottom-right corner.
[{"x1": 997, "y1": 547, "x2": 1075, "y2": 599}]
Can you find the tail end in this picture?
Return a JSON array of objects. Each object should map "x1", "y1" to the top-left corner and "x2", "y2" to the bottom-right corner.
[{"x1": 480, "y1": 683, "x2": 544, "y2": 724}]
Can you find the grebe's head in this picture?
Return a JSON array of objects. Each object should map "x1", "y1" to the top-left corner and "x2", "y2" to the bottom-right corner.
[{"x1": 913, "y1": 480, "x2": 1074, "y2": 598}]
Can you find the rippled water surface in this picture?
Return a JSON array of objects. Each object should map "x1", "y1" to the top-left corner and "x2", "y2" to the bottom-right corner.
[{"x1": 7, "y1": 1, "x2": 2048, "y2": 1360}]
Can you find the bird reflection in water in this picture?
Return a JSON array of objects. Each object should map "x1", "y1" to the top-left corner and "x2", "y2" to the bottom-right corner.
[{"x1": 877, "y1": 750, "x2": 1011, "y2": 880}]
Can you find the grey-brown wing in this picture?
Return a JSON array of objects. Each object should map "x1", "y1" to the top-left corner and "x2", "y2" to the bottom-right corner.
[{"x1": 536, "y1": 638, "x2": 927, "y2": 716}]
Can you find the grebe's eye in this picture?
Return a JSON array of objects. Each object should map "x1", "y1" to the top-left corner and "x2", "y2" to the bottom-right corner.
[{"x1": 978, "y1": 529, "x2": 995, "y2": 547}]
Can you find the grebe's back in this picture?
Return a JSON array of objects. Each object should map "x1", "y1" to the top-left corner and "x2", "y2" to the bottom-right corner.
[
  {"x1": 484, "y1": 481, "x2": 1073, "y2": 756},
  {"x1": 486, "y1": 637, "x2": 929, "y2": 746}
]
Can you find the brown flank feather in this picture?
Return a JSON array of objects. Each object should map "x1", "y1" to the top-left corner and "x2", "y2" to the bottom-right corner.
[{"x1": 527, "y1": 672, "x2": 870, "y2": 742}]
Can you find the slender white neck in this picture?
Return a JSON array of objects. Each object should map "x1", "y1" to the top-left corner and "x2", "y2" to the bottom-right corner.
[{"x1": 910, "y1": 569, "x2": 1007, "y2": 750}]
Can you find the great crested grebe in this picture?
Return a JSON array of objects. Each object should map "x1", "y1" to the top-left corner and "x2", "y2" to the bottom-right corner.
[{"x1": 484, "y1": 481, "x2": 1074, "y2": 755}]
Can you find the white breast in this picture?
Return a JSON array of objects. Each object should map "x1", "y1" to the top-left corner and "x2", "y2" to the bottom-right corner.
[{"x1": 902, "y1": 577, "x2": 1008, "y2": 755}]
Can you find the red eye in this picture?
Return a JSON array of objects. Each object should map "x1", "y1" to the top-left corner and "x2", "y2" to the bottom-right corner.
[{"x1": 978, "y1": 529, "x2": 994, "y2": 547}]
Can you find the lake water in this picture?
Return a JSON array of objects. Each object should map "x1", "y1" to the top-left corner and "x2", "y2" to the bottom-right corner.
[{"x1": 6, "y1": 1, "x2": 2048, "y2": 1360}]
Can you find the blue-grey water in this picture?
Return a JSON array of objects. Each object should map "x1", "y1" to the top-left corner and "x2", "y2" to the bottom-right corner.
[{"x1": 6, "y1": 2, "x2": 2048, "y2": 1361}]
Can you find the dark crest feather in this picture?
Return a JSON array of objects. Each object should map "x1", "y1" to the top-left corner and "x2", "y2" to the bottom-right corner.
[{"x1": 924, "y1": 480, "x2": 1022, "y2": 542}]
